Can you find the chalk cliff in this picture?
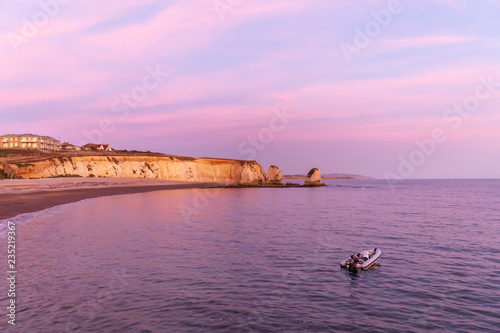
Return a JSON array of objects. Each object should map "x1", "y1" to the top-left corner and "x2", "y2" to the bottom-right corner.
[
  {"x1": 238, "y1": 162, "x2": 267, "y2": 186},
  {"x1": 266, "y1": 165, "x2": 283, "y2": 185},
  {"x1": 304, "y1": 168, "x2": 326, "y2": 186},
  {"x1": 1, "y1": 155, "x2": 271, "y2": 185}
]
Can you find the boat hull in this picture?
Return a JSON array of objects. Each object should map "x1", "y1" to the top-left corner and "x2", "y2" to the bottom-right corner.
[{"x1": 340, "y1": 248, "x2": 382, "y2": 270}]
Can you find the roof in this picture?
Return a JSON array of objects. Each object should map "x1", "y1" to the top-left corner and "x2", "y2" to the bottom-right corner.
[
  {"x1": 0, "y1": 133, "x2": 59, "y2": 141},
  {"x1": 82, "y1": 143, "x2": 111, "y2": 148}
]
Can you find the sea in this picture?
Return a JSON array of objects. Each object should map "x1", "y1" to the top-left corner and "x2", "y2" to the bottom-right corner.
[{"x1": 1, "y1": 179, "x2": 499, "y2": 332}]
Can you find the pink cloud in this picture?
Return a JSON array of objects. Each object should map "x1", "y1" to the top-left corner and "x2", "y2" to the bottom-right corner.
[{"x1": 382, "y1": 35, "x2": 477, "y2": 49}]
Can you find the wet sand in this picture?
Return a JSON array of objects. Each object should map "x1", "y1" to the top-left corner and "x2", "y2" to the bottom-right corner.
[{"x1": 0, "y1": 178, "x2": 230, "y2": 221}]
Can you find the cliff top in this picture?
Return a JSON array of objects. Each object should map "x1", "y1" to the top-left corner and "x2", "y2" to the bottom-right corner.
[{"x1": 0, "y1": 149, "x2": 253, "y2": 165}]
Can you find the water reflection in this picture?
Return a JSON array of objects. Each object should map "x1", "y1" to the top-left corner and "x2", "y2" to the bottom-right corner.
[{"x1": 5, "y1": 179, "x2": 500, "y2": 332}]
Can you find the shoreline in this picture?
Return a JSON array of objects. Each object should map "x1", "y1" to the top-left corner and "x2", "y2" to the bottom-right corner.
[
  {"x1": 0, "y1": 178, "x2": 230, "y2": 221},
  {"x1": 0, "y1": 177, "x2": 327, "y2": 221}
]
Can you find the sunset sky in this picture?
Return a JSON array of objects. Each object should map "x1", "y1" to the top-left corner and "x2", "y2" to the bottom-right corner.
[{"x1": 1, "y1": 0, "x2": 499, "y2": 178}]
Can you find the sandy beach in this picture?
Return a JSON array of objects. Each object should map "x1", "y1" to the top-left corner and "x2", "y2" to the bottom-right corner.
[{"x1": 0, "y1": 177, "x2": 231, "y2": 221}]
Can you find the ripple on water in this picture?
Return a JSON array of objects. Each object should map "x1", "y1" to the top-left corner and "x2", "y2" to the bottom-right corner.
[{"x1": 7, "y1": 180, "x2": 500, "y2": 332}]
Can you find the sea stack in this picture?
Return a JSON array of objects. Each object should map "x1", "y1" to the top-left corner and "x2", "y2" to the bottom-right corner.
[
  {"x1": 237, "y1": 162, "x2": 267, "y2": 186},
  {"x1": 266, "y1": 165, "x2": 283, "y2": 185},
  {"x1": 304, "y1": 168, "x2": 326, "y2": 187}
]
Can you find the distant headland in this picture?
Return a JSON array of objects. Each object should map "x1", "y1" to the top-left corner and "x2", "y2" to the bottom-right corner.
[
  {"x1": 0, "y1": 133, "x2": 329, "y2": 187},
  {"x1": 0, "y1": 148, "x2": 327, "y2": 188},
  {"x1": 284, "y1": 172, "x2": 372, "y2": 180},
  {"x1": 0, "y1": 133, "x2": 332, "y2": 220}
]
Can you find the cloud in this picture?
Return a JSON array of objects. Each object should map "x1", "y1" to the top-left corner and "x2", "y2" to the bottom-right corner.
[
  {"x1": 381, "y1": 35, "x2": 477, "y2": 49},
  {"x1": 428, "y1": 0, "x2": 463, "y2": 9},
  {"x1": 1, "y1": 0, "x2": 500, "y2": 177}
]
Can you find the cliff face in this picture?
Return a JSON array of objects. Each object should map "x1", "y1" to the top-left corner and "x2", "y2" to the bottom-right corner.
[
  {"x1": 266, "y1": 165, "x2": 283, "y2": 185},
  {"x1": 2, "y1": 156, "x2": 269, "y2": 185},
  {"x1": 304, "y1": 168, "x2": 326, "y2": 186},
  {"x1": 238, "y1": 162, "x2": 267, "y2": 186}
]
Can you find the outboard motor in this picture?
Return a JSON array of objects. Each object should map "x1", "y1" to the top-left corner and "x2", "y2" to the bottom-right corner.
[{"x1": 350, "y1": 255, "x2": 359, "y2": 270}]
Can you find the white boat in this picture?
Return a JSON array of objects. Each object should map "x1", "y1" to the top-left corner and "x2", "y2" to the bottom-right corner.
[{"x1": 340, "y1": 248, "x2": 382, "y2": 270}]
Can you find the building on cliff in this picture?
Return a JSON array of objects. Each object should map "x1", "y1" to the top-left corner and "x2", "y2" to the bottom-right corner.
[
  {"x1": 82, "y1": 143, "x2": 114, "y2": 151},
  {"x1": 0, "y1": 134, "x2": 60, "y2": 152},
  {"x1": 61, "y1": 142, "x2": 81, "y2": 151}
]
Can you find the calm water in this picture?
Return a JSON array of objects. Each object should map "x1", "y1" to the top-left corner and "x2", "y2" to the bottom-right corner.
[{"x1": 1, "y1": 179, "x2": 500, "y2": 332}]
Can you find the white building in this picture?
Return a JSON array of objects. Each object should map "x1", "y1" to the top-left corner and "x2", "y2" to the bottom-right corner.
[
  {"x1": 60, "y1": 142, "x2": 81, "y2": 151},
  {"x1": 81, "y1": 143, "x2": 113, "y2": 151},
  {"x1": 0, "y1": 134, "x2": 60, "y2": 152}
]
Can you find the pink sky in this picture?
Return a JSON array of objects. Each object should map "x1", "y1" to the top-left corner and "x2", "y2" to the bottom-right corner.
[{"x1": 1, "y1": 0, "x2": 500, "y2": 178}]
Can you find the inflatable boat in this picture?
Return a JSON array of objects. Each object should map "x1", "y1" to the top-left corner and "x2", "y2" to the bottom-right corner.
[{"x1": 340, "y1": 248, "x2": 381, "y2": 270}]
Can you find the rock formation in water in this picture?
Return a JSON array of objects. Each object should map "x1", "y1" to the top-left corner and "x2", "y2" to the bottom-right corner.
[
  {"x1": 266, "y1": 165, "x2": 283, "y2": 185},
  {"x1": 238, "y1": 162, "x2": 267, "y2": 186},
  {"x1": 304, "y1": 168, "x2": 326, "y2": 186},
  {"x1": 1, "y1": 154, "x2": 329, "y2": 188},
  {"x1": 1, "y1": 155, "x2": 270, "y2": 185}
]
